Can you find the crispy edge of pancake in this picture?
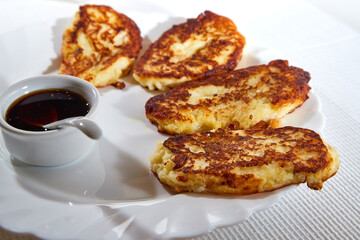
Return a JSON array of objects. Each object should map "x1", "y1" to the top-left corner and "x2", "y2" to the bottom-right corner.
[
  {"x1": 133, "y1": 10, "x2": 246, "y2": 91},
  {"x1": 150, "y1": 127, "x2": 340, "y2": 194},
  {"x1": 145, "y1": 60, "x2": 311, "y2": 135},
  {"x1": 59, "y1": 4, "x2": 142, "y2": 87}
]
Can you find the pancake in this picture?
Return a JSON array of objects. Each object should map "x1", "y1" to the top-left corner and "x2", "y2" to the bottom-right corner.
[
  {"x1": 59, "y1": 5, "x2": 142, "y2": 87},
  {"x1": 133, "y1": 10, "x2": 246, "y2": 91},
  {"x1": 150, "y1": 127, "x2": 340, "y2": 194},
  {"x1": 145, "y1": 60, "x2": 311, "y2": 135}
]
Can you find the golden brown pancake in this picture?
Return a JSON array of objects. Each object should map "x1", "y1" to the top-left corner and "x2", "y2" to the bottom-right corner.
[
  {"x1": 133, "y1": 10, "x2": 246, "y2": 91},
  {"x1": 59, "y1": 5, "x2": 142, "y2": 87},
  {"x1": 150, "y1": 127, "x2": 340, "y2": 194},
  {"x1": 145, "y1": 60, "x2": 311, "y2": 135}
]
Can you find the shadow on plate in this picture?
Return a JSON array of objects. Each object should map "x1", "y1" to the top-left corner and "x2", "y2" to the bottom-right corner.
[
  {"x1": 11, "y1": 137, "x2": 160, "y2": 204},
  {"x1": 43, "y1": 17, "x2": 72, "y2": 75}
]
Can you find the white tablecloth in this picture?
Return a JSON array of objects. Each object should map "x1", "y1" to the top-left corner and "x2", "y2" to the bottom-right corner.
[{"x1": 0, "y1": 0, "x2": 359, "y2": 239}]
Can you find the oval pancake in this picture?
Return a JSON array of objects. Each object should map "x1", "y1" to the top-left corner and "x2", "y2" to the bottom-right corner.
[
  {"x1": 145, "y1": 60, "x2": 311, "y2": 135},
  {"x1": 59, "y1": 5, "x2": 142, "y2": 87},
  {"x1": 150, "y1": 127, "x2": 340, "y2": 194},
  {"x1": 133, "y1": 11, "x2": 246, "y2": 91}
]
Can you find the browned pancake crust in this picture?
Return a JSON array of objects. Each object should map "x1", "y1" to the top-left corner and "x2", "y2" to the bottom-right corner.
[
  {"x1": 134, "y1": 10, "x2": 245, "y2": 83},
  {"x1": 146, "y1": 60, "x2": 311, "y2": 134},
  {"x1": 165, "y1": 127, "x2": 328, "y2": 174},
  {"x1": 158, "y1": 127, "x2": 338, "y2": 193},
  {"x1": 59, "y1": 5, "x2": 142, "y2": 82}
]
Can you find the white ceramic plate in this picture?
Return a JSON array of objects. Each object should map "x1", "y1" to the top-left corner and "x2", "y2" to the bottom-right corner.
[{"x1": 0, "y1": 6, "x2": 324, "y2": 240}]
